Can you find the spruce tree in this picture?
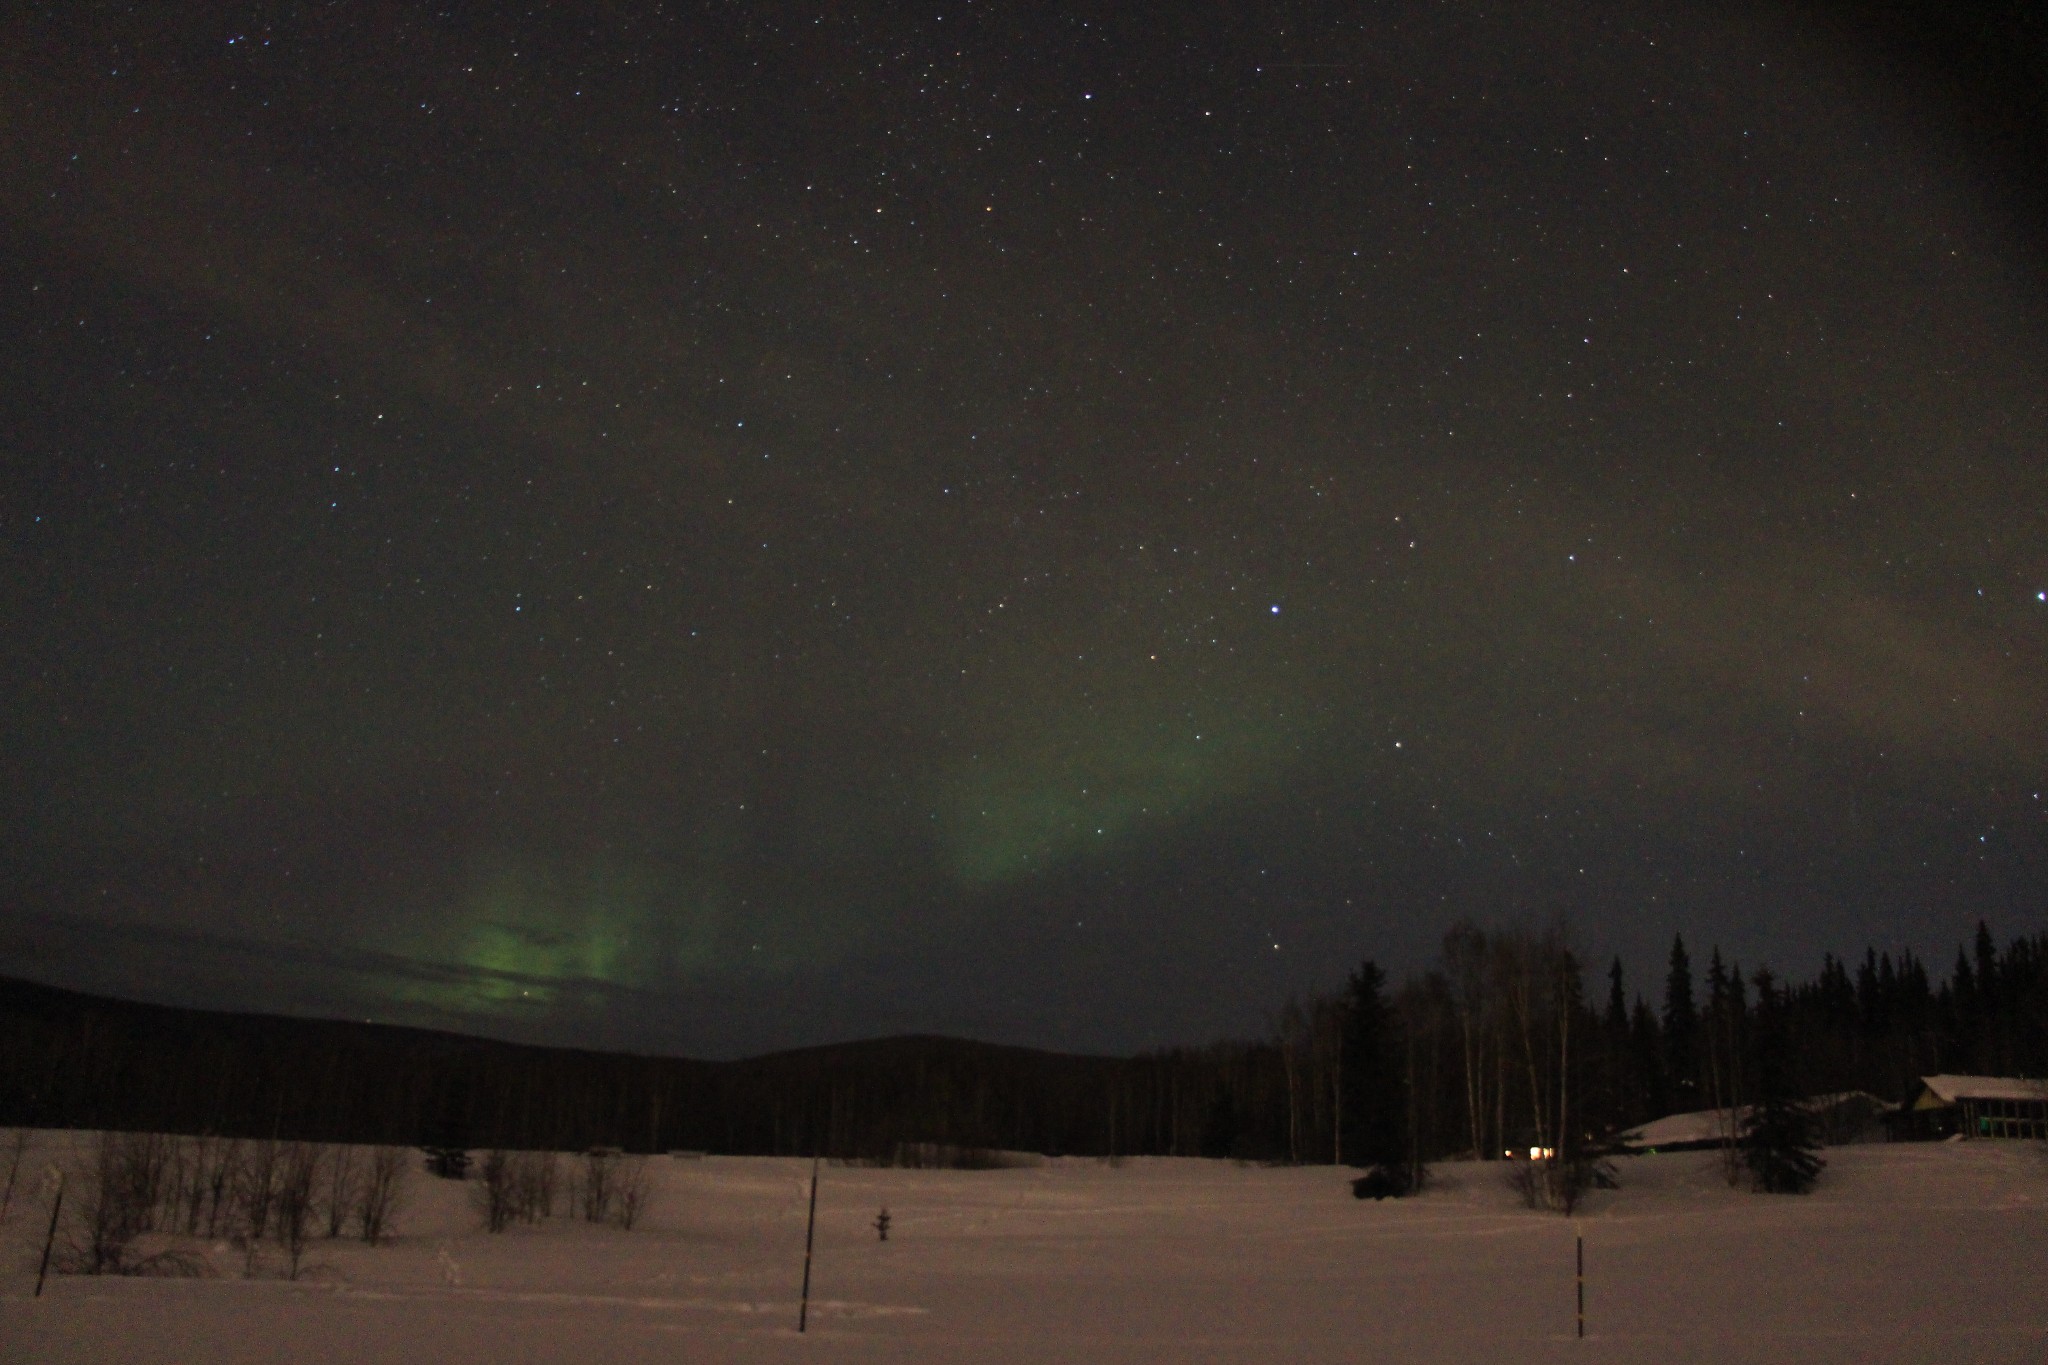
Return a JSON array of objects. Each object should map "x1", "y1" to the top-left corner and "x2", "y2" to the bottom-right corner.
[
  {"x1": 1741, "y1": 968, "x2": 1823, "y2": 1194},
  {"x1": 1974, "y1": 921, "x2": 1999, "y2": 996},
  {"x1": 1604, "y1": 959, "x2": 1634, "y2": 1128},
  {"x1": 1340, "y1": 960, "x2": 1412, "y2": 1191},
  {"x1": 1631, "y1": 997, "x2": 1669, "y2": 1119},
  {"x1": 1662, "y1": 936, "x2": 1698, "y2": 1110}
]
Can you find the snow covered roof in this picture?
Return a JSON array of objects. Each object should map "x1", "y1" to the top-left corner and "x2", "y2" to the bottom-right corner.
[
  {"x1": 1916, "y1": 1076, "x2": 2048, "y2": 1105},
  {"x1": 1615, "y1": 1092, "x2": 1894, "y2": 1149},
  {"x1": 1616, "y1": 1107, "x2": 1738, "y2": 1149}
]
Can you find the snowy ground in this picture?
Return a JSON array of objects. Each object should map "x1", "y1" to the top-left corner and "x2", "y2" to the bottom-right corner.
[{"x1": 4, "y1": 1134, "x2": 2046, "y2": 1363}]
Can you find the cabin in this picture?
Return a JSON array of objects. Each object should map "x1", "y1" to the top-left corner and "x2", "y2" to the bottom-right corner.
[{"x1": 1886, "y1": 1076, "x2": 2048, "y2": 1142}]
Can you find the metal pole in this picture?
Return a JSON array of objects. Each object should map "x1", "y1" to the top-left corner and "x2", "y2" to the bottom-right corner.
[
  {"x1": 36, "y1": 1171, "x2": 65, "y2": 1298},
  {"x1": 1575, "y1": 1231, "x2": 1585, "y2": 1339},
  {"x1": 798, "y1": 1156, "x2": 820, "y2": 1333}
]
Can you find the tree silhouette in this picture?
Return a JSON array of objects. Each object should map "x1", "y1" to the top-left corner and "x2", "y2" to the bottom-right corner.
[
  {"x1": 1663, "y1": 936, "x2": 1698, "y2": 1109},
  {"x1": 1339, "y1": 961, "x2": 1411, "y2": 1190},
  {"x1": 1741, "y1": 969, "x2": 1823, "y2": 1194}
]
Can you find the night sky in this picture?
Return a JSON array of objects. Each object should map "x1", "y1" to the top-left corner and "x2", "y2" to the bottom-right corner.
[{"x1": 3, "y1": 2, "x2": 2045, "y2": 1059}]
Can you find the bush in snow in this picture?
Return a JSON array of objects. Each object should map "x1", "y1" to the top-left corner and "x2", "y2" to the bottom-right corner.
[
  {"x1": 569, "y1": 1148, "x2": 651, "y2": 1229},
  {"x1": 354, "y1": 1145, "x2": 409, "y2": 1244},
  {"x1": 54, "y1": 1132, "x2": 204, "y2": 1278},
  {"x1": 271, "y1": 1143, "x2": 322, "y2": 1279},
  {"x1": 612, "y1": 1156, "x2": 651, "y2": 1229},
  {"x1": 516, "y1": 1149, "x2": 562, "y2": 1221},
  {"x1": 323, "y1": 1145, "x2": 358, "y2": 1238},
  {"x1": 579, "y1": 1148, "x2": 619, "y2": 1223},
  {"x1": 475, "y1": 1149, "x2": 519, "y2": 1232}
]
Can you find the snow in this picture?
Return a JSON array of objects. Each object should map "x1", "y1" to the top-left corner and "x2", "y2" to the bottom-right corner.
[
  {"x1": 1615, "y1": 1092, "x2": 1892, "y2": 1150},
  {"x1": 1614, "y1": 1107, "x2": 1736, "y2": 1149},
  {"x1": 5, "y1": 1134, "x2": 2048, "y2": 1362},
  {"x1": 1918, "y1": 1075, "x2": 2048, "y2": 1104}
]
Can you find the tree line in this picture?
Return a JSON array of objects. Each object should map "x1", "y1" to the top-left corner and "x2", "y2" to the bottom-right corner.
[
  {"x1": 1253, "y1": 919, "x2": 2048, "y2": 1183},
  {"x1": 2, "y1": 921, "x2": 2043, "y2": 1167}
]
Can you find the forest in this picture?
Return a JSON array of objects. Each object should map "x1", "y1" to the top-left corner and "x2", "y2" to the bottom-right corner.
[{"x1": 3, "y1": 922, "x2": 2044, "y2": 1170}]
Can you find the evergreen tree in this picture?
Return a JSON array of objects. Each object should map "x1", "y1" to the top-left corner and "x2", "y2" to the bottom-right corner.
[
  {"x1": 1602, "y1": 958, "x2": 1634, "y2": 1128},
  {"x1": 1974, "y1": 921, "x2": 1999, "y2": 997},
  {"x1": 1662, "y1": 936, "x2": 1698, "y2": 1109},
  {"x1": 1971, "y1": 923, "x2": 2004, "y2": 1072},
  {"x1": 1704, "y1": 949, "x2": 1730, "y2": 1106},
  {"x1": 1856, "y1": 949, "x2": 1882, "y2": 1035},
  {"x1": 1630, "y1": 997, "x2": 1668, "y2": 1119},
  {"x1": 1200, "y1": 1089, "x2": 1242, "y2": 1159},
  {"x1": 1952, "y1": 948, "x2": 1977, "y2": 1021},
  {"x1": 1741, "y1": 968, "x2": 1823, "y2": 1194},
  {"x1": 1339, "y1": 961, "x2": 1411, "y2": 1188},
  {"x1": 1721, "y1": 960, "x2": 1749, "y2": 1157}
]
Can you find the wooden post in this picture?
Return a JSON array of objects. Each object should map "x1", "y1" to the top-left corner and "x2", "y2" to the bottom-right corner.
[
  {"x1": 36, "y1": 1170, "x2": 65, "y2": 1298},
  {"x1": 797, "y1": 1156, "x2": 820, "y2": 1333},
  {"x1": 1575, "y1": 1231, "x2": 1585, "y2": 1339}
]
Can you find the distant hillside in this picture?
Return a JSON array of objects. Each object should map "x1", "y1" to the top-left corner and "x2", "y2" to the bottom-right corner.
[{"x1": 0, "y1": 974, "x2": 1277, "y2": 1159}]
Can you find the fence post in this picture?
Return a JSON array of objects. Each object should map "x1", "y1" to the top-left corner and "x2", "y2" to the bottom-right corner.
[
  {"x1": 1575, "y1": 1229, "x2": 1585, "y2": 1339},
  {"x1": 35, "y1": 1168, "x2": 66, "y2": 1298},
  {"x1": 798, "y1": 1156, "x2": 820, "y2": 1333}
]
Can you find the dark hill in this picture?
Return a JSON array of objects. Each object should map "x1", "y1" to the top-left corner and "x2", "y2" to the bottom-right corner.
[{"x1": 0, "y1": 974, "x2": 1268, "y2": 1158}]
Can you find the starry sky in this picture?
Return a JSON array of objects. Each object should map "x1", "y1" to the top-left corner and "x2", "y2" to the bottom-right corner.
[{"x1": 3, "y1": 1, "x2": 2045, "y2": 1058}]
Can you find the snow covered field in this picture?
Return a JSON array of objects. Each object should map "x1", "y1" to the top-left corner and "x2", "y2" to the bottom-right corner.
[{"x1": 4, "y1": 1135, "x2": 2045, "y2": 1363}]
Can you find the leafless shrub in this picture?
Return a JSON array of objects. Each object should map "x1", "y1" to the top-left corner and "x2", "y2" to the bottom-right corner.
[
  {"x1": 1505, "y1": 1153, "x2": 1616, "y2": 1213},
  {"x1": 114, "y1": 1131, "x2": 174, "y2": 1231},
  {"x1": 475, "y1": 1150, "x2": 565, "y2": 1232},
  {"x1": 565, "y1": 1148, "x2": 651, "y2": 1229},
  {"x1": 272, "y1": 1144, "x2": 322, "y2": 1279},
  {"x1": 354, "y1": 1145, "x2": 407, "y2": 1245},
  {"x1": 1, "y1": 1128, "x2": 34, "y2": 1225},
  {"x1": 161, "y1": 1135, "x2": 192, "y2": 1233},
  {"x1": 515, "y1": 1150, "x2": 560, "y2": 1222},
  {"x1": 612, "y1": 1156, "x2": 651, "y2": 1230},
  {"x1": 236, "y1": 1139, "x2": 281, "y2": 1244},
  {"x1": 474, "y1": 1149, "x2": 518, "y2": 1233},
  {"x1": 1506, "y1": 1155, "x2": 1544, "y2": 1209},
  {"x1": 171, "y1": 1136, "x2": 243, "y2": 1236},
  {"x1": 53, "y1": 1233, "x2": 209, "y2": 1278},
  {"x1": 578, "y1": 1148, "x2": 619, "y2": 1224},
  {"x1": 65, "y1": 1135, "x2": 151, "y2": 1273},
  {"x1": 40, "y1": 1133, "x2": 412, "y2": 1282},
  {"x1": 56, "y1": 1132, "x2": 205, "y2": 1277},
  {"x1": 324, "y1": 1146, "x2": 359, "y2": 1238},
  {"x1": 173, "y1": 1136, "x2": 206, "y2": 1234},
  {"x1": 187, "y1": 1137, "x2": 243, "y2": 1238}
]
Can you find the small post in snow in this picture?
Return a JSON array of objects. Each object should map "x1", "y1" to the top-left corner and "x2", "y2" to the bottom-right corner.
[
  {"x1": 1574, "y1": 1228, "x2": 1585, "y2": 1339},
  {"x1": 36, "y1": 1167, "x2": 65, "y2": 1298},
  {"x1": 798, "y1": 1155, "x2": 820, "y2": 1333}
]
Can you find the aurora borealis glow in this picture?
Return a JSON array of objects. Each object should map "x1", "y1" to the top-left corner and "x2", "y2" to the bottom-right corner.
[{"x1": 3, "y1": 2, "x2": 2045, "y2": 1056}]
